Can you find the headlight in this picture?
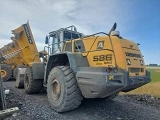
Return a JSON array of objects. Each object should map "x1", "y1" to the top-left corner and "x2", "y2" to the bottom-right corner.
[
  {"x1": 126, "y1": 59, "x2": 131, "y2": 65},
  {"x1": 106, "y1": 68, "x2": 112, "y2": 73}
]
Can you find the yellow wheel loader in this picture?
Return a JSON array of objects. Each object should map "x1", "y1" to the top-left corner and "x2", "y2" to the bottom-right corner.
[
  {"x1": 0, "y1": 22, "x2": 41, "y2": 81},
  {"x1": 23, "y1": 23, "x2": 151, "y2": 112}
]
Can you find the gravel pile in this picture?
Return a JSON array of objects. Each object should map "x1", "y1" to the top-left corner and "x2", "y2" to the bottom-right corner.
[{"x1": 2, "y1": 81, "x2": 160, "y2": 120}]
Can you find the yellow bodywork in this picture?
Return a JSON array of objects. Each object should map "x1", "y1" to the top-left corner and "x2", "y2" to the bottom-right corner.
[
  {"x1": 65, "y1": 35, "x2": 146, "y2": 77},
  {"x1": 0, "y1": 22, "x2": 40, "y2": 69}
]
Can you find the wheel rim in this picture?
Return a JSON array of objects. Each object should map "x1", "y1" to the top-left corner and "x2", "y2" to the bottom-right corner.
[
  {"x1": 25, "y1": 75, "x2": 29, "y2": 88},
  {"x1": 51, "y1": 79, "x2": 61, "y2": 100},
  {"x1": 1, "y1": 70, "x2": 7, "y2": 78}
]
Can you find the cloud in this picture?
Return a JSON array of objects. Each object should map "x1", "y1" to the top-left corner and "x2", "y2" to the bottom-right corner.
[
  {"x1": 0, "y1": 0, "x2": 138, "y2": 58},
  {"x1": 2, "y1": 0, "x2": 157, "y2": 64},
  {"x1": 35, "y1": 41, "x2": 46, "y2": 52},
  {"x1": 0, "y1": 0, "x2": 137, "y2": 42},
  {"x1": 0, "y1": 39, "x2": 12, "y2": 48}
]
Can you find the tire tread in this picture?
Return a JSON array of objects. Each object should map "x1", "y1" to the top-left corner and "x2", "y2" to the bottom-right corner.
[
  {"x1": 47, "y1": 66, "x2": 83, "y2": 112},
  {"x1": 24, "y1": 68, "x2": 43, "y2": 94}
]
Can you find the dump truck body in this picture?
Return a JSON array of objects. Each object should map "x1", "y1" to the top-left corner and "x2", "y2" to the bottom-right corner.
[{"x1": 0, "y1": 22, "x2": 41, "y2": 80}]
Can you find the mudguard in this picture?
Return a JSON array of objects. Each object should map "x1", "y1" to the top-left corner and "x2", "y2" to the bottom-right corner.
[{"x1": 43, "y1": 52, "x2": 89, "y2": 85}]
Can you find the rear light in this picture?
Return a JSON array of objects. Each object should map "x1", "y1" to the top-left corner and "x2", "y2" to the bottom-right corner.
[
  {"x1": 140, "y1": 60, "x2": 143, "y2": 66},
  {"x1": 141, "y1": 68, "x2": 144, "y2": 72},
  {"x1": 106, "y1": 68, "x2": 112, "y2": 73},
  {"x1": 126, "y1": 59, "x2": 131, "y2": 65}
]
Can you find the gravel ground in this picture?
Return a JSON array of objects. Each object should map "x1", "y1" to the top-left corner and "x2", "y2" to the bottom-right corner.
[{"x1": 2, "y1": 81, "x2": 160, "y2": 120}]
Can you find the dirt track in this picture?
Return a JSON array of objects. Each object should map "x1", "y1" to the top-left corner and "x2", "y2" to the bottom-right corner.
[{"x1": 2, "y1": 80, "x2": 160, "y2": 120}]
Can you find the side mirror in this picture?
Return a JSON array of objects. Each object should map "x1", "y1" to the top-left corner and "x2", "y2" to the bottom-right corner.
[
  {"x1": 45, "y1": 36, "x2": 49, "y2": 44},
  {"x1": 108, "y1": 23, "x2": 117, "y2": 35}
]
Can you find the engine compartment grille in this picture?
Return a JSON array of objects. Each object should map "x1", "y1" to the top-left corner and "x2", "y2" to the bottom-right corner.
[{"x1": 128, "y1": 68, "x2": 144, "y2": 73}]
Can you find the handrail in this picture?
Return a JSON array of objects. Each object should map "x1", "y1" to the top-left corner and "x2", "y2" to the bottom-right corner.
[
  {"x1": 49, "y1": 25, "x2": 78, "y2": 35},
  {"x1": 0, "y1": 65, "x2": 19, "y2": 117},
  {"x1": 46, "y1": 31, "x2": 118, "y2": 67}
]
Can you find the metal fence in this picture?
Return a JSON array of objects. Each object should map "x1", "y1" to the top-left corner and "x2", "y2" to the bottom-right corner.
[
  {"x1": 0, "y1": 64, "x2": 19, "y2": 118},
  {"x1": 0, "y1": 64, "x2": 6, "y2": 110}
]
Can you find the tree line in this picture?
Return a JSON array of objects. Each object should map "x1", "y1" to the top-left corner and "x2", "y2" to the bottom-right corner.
[{"x1": 146, "y1": 64, "x2": 160, "y2": 66}]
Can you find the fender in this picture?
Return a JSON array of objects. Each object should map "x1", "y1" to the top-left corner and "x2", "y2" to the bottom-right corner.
[{"x1": 43, "y1": 52, "x2": 89, "y2": 85}]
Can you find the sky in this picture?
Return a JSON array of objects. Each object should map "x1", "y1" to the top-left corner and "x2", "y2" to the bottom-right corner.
[{"x1": 0, "y1": 0, "x2": 160, "y2": 65}]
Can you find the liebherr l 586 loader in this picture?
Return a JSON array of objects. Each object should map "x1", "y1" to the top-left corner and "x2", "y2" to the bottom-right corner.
[{"x1": 23, "y1": 23, "x2": 151, "y2": 112}]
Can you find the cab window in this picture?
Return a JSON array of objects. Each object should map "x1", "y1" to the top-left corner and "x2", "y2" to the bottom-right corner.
[
  {"x1": 64, "y1": 42, "x2": 72, "y2": 52},
  {"x1": 74, "y1": 40, "x2": 85, "y2": 52}
]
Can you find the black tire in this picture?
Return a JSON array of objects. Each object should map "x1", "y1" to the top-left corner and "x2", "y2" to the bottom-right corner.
[
  {"x1": 1, "y1": 64, "x2": 12, "y2": 81},
  {"x1": 47, "y1": 66, "x2": 83, "y2": 112},
  {"x1": 24, "y1": 68, "x2": 43, "y2": 94},
  {"x1": 13, "y1": 65, "x2": 27, "y2": 78}
]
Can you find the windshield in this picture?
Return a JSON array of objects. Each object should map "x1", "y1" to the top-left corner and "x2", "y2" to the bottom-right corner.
[{"x1": 63, "y1": 31, "x2": 82, "y2": 41}]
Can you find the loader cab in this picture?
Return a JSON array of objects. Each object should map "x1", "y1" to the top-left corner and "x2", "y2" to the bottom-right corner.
[{"x1": 45, "y1": 26, "x2": 83, "y2": 55}]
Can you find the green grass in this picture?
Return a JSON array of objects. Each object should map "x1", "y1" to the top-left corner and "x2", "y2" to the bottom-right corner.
[
  {"x1": 121, "y1": 82, "x2": 160, "y2": 97},
  {"x1": 147, "y1": 68, "x2": 160, "y2": 82}
]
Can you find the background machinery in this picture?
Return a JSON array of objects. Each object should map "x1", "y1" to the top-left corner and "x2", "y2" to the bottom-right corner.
[
  {"x1": 23, "y1": 23, "x2": 151, "y2": 112},
  {"x1": 0, "y1": 22, "x2": 41, "y2": 81}
]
